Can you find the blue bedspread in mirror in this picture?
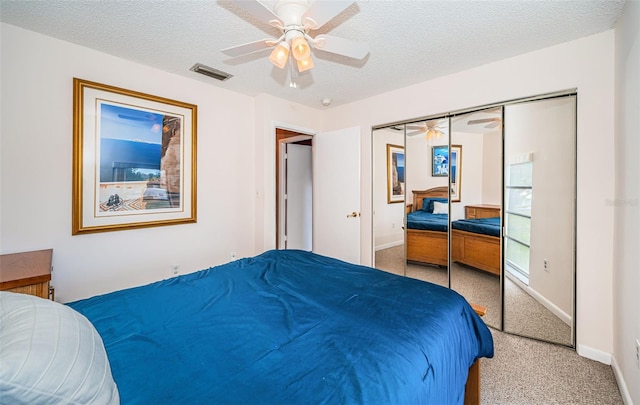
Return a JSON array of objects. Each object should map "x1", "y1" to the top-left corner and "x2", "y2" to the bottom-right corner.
[
  {"x1": 408, "y1": 211, "x2": 500, "y2": 238},
  {"x1": 68, "y1": 250, "x2": 494, "y2": 404},
  {"x1": 452, "y1": 217, "x2": 501, "y2": 237},
  {"x1": 406, "y1": 210, "x2": 449, "y2": 231}
]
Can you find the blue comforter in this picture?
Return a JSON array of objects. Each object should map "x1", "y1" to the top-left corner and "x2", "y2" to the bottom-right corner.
[
  {"x1": 68, "y1": 250, "x2": 493, "y2": 404},
  {"x1": 406, "y1": 210, "x2": 449, "y2": 232},
  {"x1": 408, "y1": 211, "x2": 500, "y2": 238},
  {"x1": 452, "y1": 217, "x2": 501, "y2": 237}
]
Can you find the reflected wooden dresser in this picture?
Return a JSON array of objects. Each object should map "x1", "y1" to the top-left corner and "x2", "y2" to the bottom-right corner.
[
  {"x1": 0, "y1": 249, "x2": 53, "y2": 300},
  {"x1": 465, "y1": 204, "x2": 501, "y2": 219}
]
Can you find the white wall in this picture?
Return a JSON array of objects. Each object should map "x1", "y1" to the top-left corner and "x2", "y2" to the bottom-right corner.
[
  {"x1": 373, "y1": 129, "x2": 404, "y2": 250},
  {"x1": 613, "y1": 1, "x2": 640, "y2": 403},
  {"x1": 1, "y1": 24, "x2": 257, "y2": 303},
  {"x1": 449, "y1": 132, "x2": 484, "y2": 220},
  {"x1": 323, "y1": 31, "x2": 616, "y2": 359},
  {"x1": 482, "y1": 131, "x2": 502, "y2": 205}
]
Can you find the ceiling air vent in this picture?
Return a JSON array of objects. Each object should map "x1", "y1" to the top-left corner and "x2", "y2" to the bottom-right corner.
[{"x1": 190, "y1": 63, "x2": 233, "y2": 81}]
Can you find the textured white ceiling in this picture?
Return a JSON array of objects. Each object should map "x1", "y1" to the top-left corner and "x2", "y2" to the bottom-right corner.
[{"x1": 0, "y1": 0, "x2": 626, "y2": 108}]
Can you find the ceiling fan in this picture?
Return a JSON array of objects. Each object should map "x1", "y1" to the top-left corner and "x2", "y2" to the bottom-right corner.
[
  {"x1": 406, "y1": 120, "x2": 447, "y2": 139},
  {"x1": 222, "y1": 0, "x2": 369, "y2": 74},
  {"x1": 467, "y1": 117, "x2": 502, "y2": 129}
]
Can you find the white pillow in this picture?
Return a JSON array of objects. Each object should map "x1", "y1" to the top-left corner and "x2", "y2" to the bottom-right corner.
[
  {"x1": 432, "y1": 201, "x2": 448, "y2": 214},
  {"x1": 0, "y1": 292, "x2": 119, "y2": 405}
]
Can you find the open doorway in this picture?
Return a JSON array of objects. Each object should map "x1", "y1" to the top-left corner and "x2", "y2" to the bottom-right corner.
[{"x1": 276, "y1": 128, "x2": 313, "y2": 250}]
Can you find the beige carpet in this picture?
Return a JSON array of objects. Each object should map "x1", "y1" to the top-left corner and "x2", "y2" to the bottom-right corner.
[
  {"x1": 376, "y1": 245, "x2": 571, "y2": 344},
  {"x1": 374, "y1": 245, "x2": 623, "y2": 404},
  {"x1": 483, "y1": 329, "x2": 623, "y2": 404}
]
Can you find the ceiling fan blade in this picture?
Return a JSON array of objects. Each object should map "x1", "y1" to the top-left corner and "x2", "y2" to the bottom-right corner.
[
  {"x1": 486, "y1": 121, "x2": 501, "y2": 129},
  {"x1": 303, "y1": 0, "x2": 353, "y2": 30},
  {"x1": 222, "y1": 38, "x2": 276, "y2": 57},
  {"x1": 406, "y1": 125, "x2": 425, "y2": 130},
  {"x1": 406, "y1": 131, "x2": 423, "y2": 137},
  {"x1": 467, "y1": 118, "x2": 498, "y2": 125},
  {"x1": 231, "y1": 0, "x2": 281, "y2": 25},
  {"x1": 313, "y1": 34, "x2": 368, "y2": 59}
]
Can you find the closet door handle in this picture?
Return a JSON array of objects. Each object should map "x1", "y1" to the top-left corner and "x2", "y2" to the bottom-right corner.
[{"x1": 346, "y1": 211, "x2": 360, "y2": 218}]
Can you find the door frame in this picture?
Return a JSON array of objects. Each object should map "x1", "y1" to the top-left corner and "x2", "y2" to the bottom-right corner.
[{"x1": 276, "y1": 128, "x2": 313, "y2": 249}]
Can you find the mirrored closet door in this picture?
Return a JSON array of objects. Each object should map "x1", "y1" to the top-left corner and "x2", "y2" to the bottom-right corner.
[
  {"x1": 403, "y1": 118, "x2": 451, "y2": 287},
  {"x1": 371, "y1": 92, "x2": 576, "y2": 347},
  {"x1": 372, "y1": 126, "x2": 406, "y2": 276},
  {"x1": 449, "y1": 107, "x2": 503, "y2": 330},
  {"x1": 502, "y1": 95, "x2": 576, "y2": 346}
]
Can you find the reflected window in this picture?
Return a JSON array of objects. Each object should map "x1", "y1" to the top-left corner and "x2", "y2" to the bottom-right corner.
[{"x1": 505, "y1": 161, "x2": 532, "y2": 284}]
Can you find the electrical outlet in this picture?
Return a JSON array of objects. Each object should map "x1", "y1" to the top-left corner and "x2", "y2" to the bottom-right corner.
[
  {"x1": 543, "y1": 259, "x2": 549, "y2": 272},
  {"x1": 171, "y1": 264, "x2": 181, "y2": 276},
  {"x1": 635, "y1": 339, "x2": 640, "y2": 368}
]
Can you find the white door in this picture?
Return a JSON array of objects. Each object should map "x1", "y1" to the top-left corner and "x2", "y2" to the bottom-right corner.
[
  {"x1": 313, "y1": 127, "x2": 361, "y2": 264},
  {"x1": 285, "y1": 143, "x2": 312, "y2": 250}
]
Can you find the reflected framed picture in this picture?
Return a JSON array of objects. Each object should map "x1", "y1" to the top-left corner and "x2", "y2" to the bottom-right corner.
[
  {"x1": 72, "y1": 78, "x2": 197, "y2": 234},
  {"x1": 432, "y1": 145, "x2": 449, "y2": 176},
  {"x1": 386, "y1": 144, "x2": 405, "y2": 204},
  {"x1": 450, "y1": 145, "x2": 462, "y2": 202},
  {"x1": 432, "y1": 145, "x2": 462, "y2": 202}
]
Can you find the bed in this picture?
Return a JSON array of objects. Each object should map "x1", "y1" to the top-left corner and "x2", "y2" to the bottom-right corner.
[
  {"x1": 1, "y1": 249, "x2": 494, "y2": 405},
  {"x1": 406, "y1": 187, "x2": 501, "y2": 276},
  {"x1": 406, "y1": 187, "x2": 450, "y2": 266},
  {"x1": 451, "y1": 217, "x2": 501, "y2": 276}
]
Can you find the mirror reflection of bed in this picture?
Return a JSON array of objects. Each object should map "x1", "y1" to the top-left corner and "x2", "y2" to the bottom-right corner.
[
  {"x1": 372, "y1": 95, "x2": 575, "y2": 348},
  {"x1": 404, "y1": 186, "x2": 501, "y2": 324}
]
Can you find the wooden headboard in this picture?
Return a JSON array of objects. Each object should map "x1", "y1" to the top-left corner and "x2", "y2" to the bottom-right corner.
[{"x1": 411, "y1": 187, "x2": 448, "y2": 212}]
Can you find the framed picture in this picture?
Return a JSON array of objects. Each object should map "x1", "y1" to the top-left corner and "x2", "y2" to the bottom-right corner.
[
  {"x1": 432, "y1": 145, "x2": 449, "y2": 176},
  {"x1": 432, "y1": 145, "x2": 462, "y2": 202},
  {"x1": 450, "y1": 145, "x2": 462, "y2": 202},
  {"x1": 72, "y1": 78, "x2": 197, "y2": 234},
  {"x1": 386, "y1": 144, "x2": 405, "y2": 204}
]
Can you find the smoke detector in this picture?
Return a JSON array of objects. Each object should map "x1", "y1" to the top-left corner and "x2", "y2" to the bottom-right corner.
[{"x1": 321, "y1": 97, "x2": 333, "y2": 106}]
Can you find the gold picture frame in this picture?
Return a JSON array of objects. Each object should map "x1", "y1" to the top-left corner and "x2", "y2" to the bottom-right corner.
[
  {"x1": 450, "y1": 144, "x2": 462, "y2": 202},
  {"x1": 386, "y1": 144, "x2": 405, "y2": 204},
  {"x1": 72, "y1": 78, "x2": 197, "y2": 234}
]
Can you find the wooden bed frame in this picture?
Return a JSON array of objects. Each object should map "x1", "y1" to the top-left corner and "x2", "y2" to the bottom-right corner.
[
  {"x1": 464, "y1": 303, "x2": 487, "y2": 404},
  {"x1": 406, "y1": 187, "x2": 449, "y2": 266},
  {"x1": 452, "y1": 229, "x2": 500, "y2": 276},
  {"x1": 406, "y1": 187, "x2": 501, "y2": 276}
]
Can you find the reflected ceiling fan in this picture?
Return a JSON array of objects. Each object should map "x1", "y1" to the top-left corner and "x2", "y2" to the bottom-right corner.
[
  {"x1": 407, "y1": 120, "x2": 446, "y2": 139},
  {"x1": 467, "y1": 117, "x2": 502, "y2": 129},
  {"x1": 222, "y1": 0, "x2": 369, "y2": 74}
]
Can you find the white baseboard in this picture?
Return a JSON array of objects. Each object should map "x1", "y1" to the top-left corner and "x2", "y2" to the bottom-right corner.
[
  {"x1": 505, "y1": 271, "x2": 572, "y2": 326},
  {"x1": 611, "y1": 356, "x2": 633, "y2": 405},
  {"x1": 577, "y1": 344, "x2": 612, "y2": 365},
  {"x1": 375, "y1": 240, "x2": 404, "y2": 251}
]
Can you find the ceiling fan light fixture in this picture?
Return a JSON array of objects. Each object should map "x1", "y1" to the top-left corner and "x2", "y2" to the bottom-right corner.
[
  {"x1": 269, "y1": 41, "x2": 290, "y2": 69},
  {"x1": 296, "y1": 55, "x2": 314, "y2": 72},
  {"x1": 425, "y1": 128, "x2": 443, "y2": 140},
  {"x1": 291, "y1": 35, "x2": 311, "y2": 61}
]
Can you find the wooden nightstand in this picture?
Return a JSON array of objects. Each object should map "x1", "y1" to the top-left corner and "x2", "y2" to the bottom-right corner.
[{"x1": 0, "y1": 249, "x2": 53, "y2": 300}]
